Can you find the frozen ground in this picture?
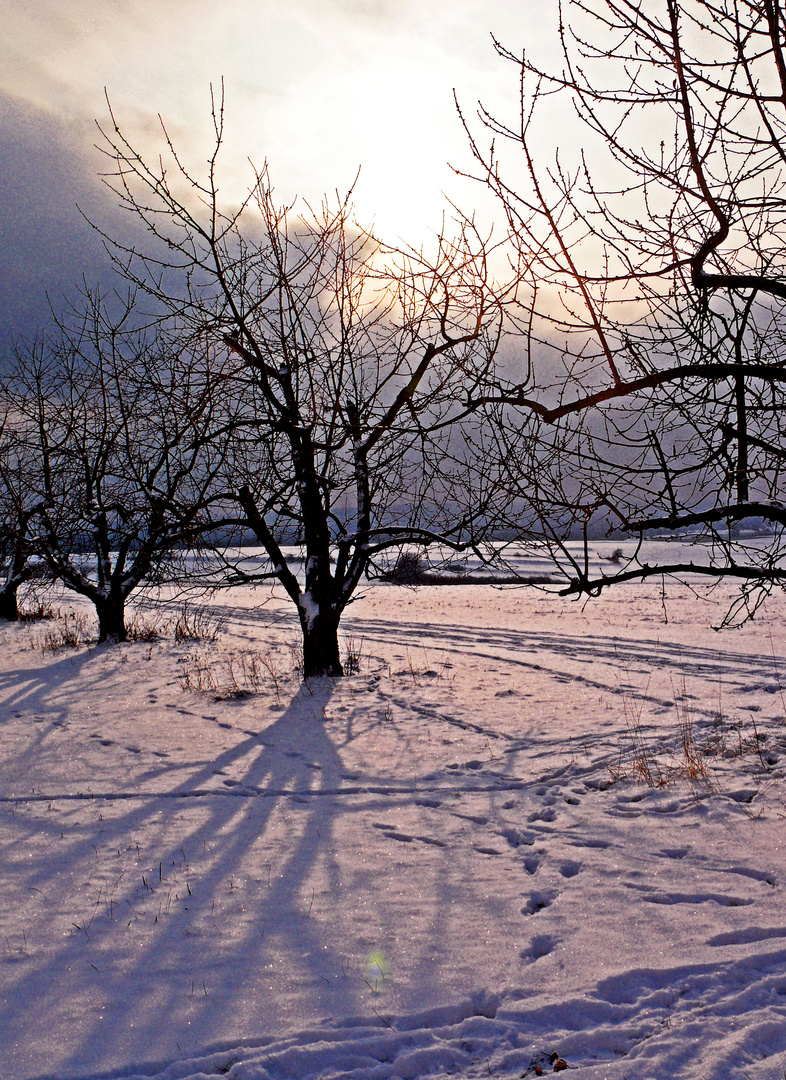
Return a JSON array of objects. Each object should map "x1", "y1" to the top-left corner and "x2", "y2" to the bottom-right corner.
[{"x1": 2, "y1": 560, "x2": 786, "y2": 1079}]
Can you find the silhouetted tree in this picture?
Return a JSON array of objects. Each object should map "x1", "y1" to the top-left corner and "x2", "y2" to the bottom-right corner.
[
  {"x1": 10, "y1": 290, "x2": 233, "y2": 641},
  {"x1": 0, "y1": 406, "x2": 46, "y2": 621},
  {"x1": 94, "y1": 95, "x2": 504, "y2": 672}
]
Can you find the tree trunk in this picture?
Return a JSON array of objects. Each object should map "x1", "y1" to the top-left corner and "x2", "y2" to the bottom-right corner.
[
  {"x1": 0, "y1": 584, "x2": 20, "y2": 622},
  {"x1": 95, "y1": 595, "x2": 128, "y2": 643},
  {"x1": 301, "y1": 607, "x2": 343, "y2": 677}
]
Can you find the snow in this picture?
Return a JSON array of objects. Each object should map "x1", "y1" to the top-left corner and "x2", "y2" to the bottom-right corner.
[
  {"x1": 297, "y1": 589, "x2": 320, "y2": 630},
  {"x1": 2, "y1": 562, "x2": 786, "y2": 1079}
]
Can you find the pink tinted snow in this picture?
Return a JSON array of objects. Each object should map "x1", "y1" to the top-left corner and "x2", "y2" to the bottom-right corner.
[{"x1": 0, "y1": 572, "x2": 785, "y2": 1079}]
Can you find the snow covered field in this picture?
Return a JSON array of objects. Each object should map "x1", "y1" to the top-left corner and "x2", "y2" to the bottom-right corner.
[{"x1": 2, "y1": 561, "x2": 786, "y2": 1079}]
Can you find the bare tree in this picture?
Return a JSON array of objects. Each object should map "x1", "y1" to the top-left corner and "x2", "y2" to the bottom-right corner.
[
  {"x1": 0, "y1": 406, "x2": 47, "y2": 621},
  {"x1": 460, "y1": 0, "x2": 786, "y2": 621},
  {"x1": 93, "y1": 96, "x2": 504, "y2": 674},
  {"x1": 10, "y1": 290, "x2": 233, "y2": 641}
]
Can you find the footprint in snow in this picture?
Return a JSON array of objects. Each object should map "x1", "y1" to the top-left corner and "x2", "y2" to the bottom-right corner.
[
  {"x1": 373, "y1": 823, "x2": 447, "y2": 848},
  {"x1": 624, "y1": 882, "x2": 753, "y2": 906},
  {"x1": 501, "y1": 828, "x2": 534, "y2": 848},
  {"x1": 522, "y1": 891, "x2": 554, "y2": 915},
  {"x1": 372, "y1": 822, "x2": 412, "y2": 842},
  {"x1": 567, "y1": 837, "x2": 609, "y2": 850},
  {"x1": 707, "y1": 926, "x2": 786, "y2": 947},
  {"x1": 521, "y1": 933, "x2": 557, "y2": 962},
  {"x1": 645, "y1": 891, "x2": 753, "y2": 907},
  {"x1": 559, "y1": 861, "x2": 581, "y2": 878},
  {"x1": 715, "y1": 866, "x2": 776, "y2": 886}
]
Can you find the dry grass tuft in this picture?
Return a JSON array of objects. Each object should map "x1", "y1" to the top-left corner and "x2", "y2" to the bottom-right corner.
[
  {"x1": 609, "y1": 674, "x2": 716, "y2": 790},
  {"x1": 126, "y1": 612, "x2": 166, "y2": 642},
  {"x1": 18, "y1": 600, "x2": 58, "y2": 623},
  {"x1": 342, "y1": 636, "x2": 364, "y2": 675},
  {"x1": 174, "y1": 603, "x2": 228, "y2": 643},
  {"x1": 42, "y1": 612, "x2": 90, "y2": 651},
  {"x1": 178, "y1": 647, "x2": 288, "y2": 702},
  {"x1": 610, "y1": 671, "x2": 781, "y2": 795}
]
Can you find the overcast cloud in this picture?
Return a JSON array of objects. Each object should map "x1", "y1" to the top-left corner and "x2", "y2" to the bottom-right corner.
[{"x1": 0, "y1": 1, "x2": 554, "y2": 345}]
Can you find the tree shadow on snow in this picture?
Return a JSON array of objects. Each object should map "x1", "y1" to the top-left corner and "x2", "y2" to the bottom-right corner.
[{"x1": 1, "y1": 674, "x2": 375, "y2": 1077}]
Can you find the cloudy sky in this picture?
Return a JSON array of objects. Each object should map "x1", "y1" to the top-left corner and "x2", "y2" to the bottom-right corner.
[{"x1": 1, "y1": 1, "x2": 556, "y2": 346}]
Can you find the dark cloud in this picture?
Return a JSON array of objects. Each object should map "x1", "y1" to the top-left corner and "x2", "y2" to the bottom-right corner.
[{"x1": 0, "y1": 94, "x2": 127, "y2": 350}]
